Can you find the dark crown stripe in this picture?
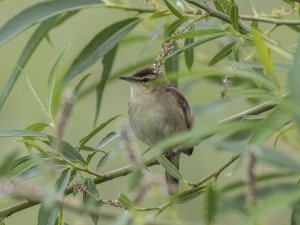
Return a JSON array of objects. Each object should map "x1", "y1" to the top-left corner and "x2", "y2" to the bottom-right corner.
[{"x1": 132, "y1": 67, "x2": 160, "y2": 77}]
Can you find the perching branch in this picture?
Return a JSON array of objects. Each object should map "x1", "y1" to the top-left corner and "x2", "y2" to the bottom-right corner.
[
  {"x1": 0, "y1": 157, "x2": 159, "y2": 218},
  {"x1": 0, "y1": 100, "x2": 277, "y2": 218}
]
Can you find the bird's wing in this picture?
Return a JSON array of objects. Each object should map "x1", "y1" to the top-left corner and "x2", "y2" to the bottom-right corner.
[
  {"x1": 165, "y1": 85, "x2": 194, "y2": 129},
  {"x1": 165, "y1": 84, "x2": 194, "y2": 156}
]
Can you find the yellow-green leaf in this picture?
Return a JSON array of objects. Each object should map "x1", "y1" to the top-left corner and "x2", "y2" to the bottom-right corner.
[{"x1": 253, "y1": 30, "x2": 274, "y2": 76}]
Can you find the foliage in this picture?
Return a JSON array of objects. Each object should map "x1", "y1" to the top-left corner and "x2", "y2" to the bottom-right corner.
[{"x1": 0, "y1": 0, "x2": 300, "y2": 225}]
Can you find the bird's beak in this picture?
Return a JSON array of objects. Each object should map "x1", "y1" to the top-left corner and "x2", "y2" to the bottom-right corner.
[{"x1": 119, "y1": 76, "x2": 134, "y2": 82}]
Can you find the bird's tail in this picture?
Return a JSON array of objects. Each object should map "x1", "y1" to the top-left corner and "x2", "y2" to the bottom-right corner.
[{"x1": 165, "y1": 152, "x2": 181, "y2": 195}]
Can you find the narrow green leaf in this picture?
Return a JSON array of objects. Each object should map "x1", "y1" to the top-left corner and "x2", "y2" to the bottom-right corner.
[
  {"x1": 25, "y1": 75, "x2": 48, "y2": 116},
  {"x1": 213, "y1": 0, "x2": 231, "y2": 15},
  {"x1": 10, "y1": 155, "x2": 35, "y2": 172},
  {"x1": 86, "y1": 151, "x2": 98, "y2": 165},
  {"x1": 38, "y1": 201, "x2": 61, "y2": 225},
  {"x1": 63, "y1": 18, "x2": 140, "y2": 82},
  {"x1": 247, "y1": 0, "x2": 258, "y2": 15},
  {"x1": 97, "y1": 132, "x2": 120, "y2": 149},
  {"x1": 0, "y1": 16, "x2": 57, "y2": 110},
  {"x1": 20, "y1": 139, "x2": 47, "y2": 154},
  {"x1": 156, "y1": 155, "x2": 184, "y2": 181},
  {"x1": 230, "y1": 4, "x2": 240, "y2": 32},
  {"x1": 51, "y1": 11, "x2": 79, "y2": 29},
  {"x1": 265, "y1": 41, "x2": 293, "y2": 60},
  {"x1": 38, "y1": 169, "x2": 71, "y2": 225},
  {"x1": 0, "y1": 151, "x2": 19, "y2": 177},
  {"x1": 171, "y1": 186, "x2": 206, "y2": 204},
  {"x1": 287, "y1": 39, "x2": 300, "y2": 129},
  {"x1": 0, "y1": 0, "x2": 102, "y2": 45},
  {"x1": 166, "y1": 34, "x2": 227, "y2": 59},
  {"x1": 148, "y1": 120, "x2": 254, "y2": 157},
  {"x1": 244, "y1": 188, "x2": 300, "y2": 225},
  {"x1": 94, "y1": 45, "x2": 118, "y2": 126},
  {"x1": 54, "y1": 209, "x2": 63, "y2": 225},
  {"x1": 291, "y1": 201, "x2": 300, "y2": 225},
  {"x1": 81, "y1": 146, "x2": 98, "y2": 152},
  {"x1": 83, "y1": 178, "x2": 100, "y2": 225},
  {"x1": 72, "y1": 73, "x2": 91, "y2": 97},
  {"x1": 163, "y1": 0, "x2": 185, "y2": 20},
  {"x1": 60, "y1": 141, "x2": 86, "y2": 165},
  {"x1": 96, "y1": 152, "x2": 111, "y2": 171},
  {"x1": 48, "y1": 136, "x2": 85, "y2": 165},
  {"x1": 56, "y1": 169, "x2": 72, "y2": 195},
  {"x1": 164, "y1": 20, "x2": 184, "y2": 38},
  {"x1": 78, "y1": 115, "x2": 120, "y2": 150},
  {"x1": 23, "y1": 123, "x2": 50, "y2": 149},
  {"x1": 174, "y1": 29, "x2": 225, "y2": 39},
  {"x1": 205, "y1": 183, "x2": 217, "y2": 225},
  {"x1": 214, "y1": 1, "x2": 226, "y2": 14},
  {"x1": 165, "y1": 43, "x2": 179, "y2": 87},
  {"x1": 253, "y1": 30, "x2": 274, "y2": 75},
  {"x1": 209, "y1": 42, "x2": 235, "y2": 66},
  {"x1": 50, "y1": 84, "x2": 63, "y2": 118},
  {"x1": 147, "y1": 11, "x2": 170, "y2": 20},
  {"x1": 11, "y1": 163, "x2": 41, "y2": 186},
  {"x1": 47, "y1": 42, "x2": 72, "y2": 114},
  {"x1": 282, "y1": 0, "x2": 295, "y2": 6},
  {"x1": 118, "y1": 193, "x2": 134, "y2": 209},
  {"x1": 184, "y1": 26, "x2": 195, "y2": 70},
  {"x1": 25, "y1": 123, "x2": 50, "y2": 132},
  {"x1": 249, "y1": 107, "x2": 291, "y2": 144},
  {"x1": 232, "y1": 41, "x2": 240, "y2": 62},
  {"x1": 0, "y1": 130, "x2": 46, "y2": 137}
]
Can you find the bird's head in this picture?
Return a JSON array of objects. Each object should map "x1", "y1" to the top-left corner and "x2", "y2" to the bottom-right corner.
[{"x1": 120, "y1": 68, "x2": 167, "y2": 96}]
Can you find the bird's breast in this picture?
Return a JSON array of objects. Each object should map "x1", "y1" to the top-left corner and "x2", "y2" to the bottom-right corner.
[{"x1": 128, "y1": 92, "x2": 186, "y2": 146}]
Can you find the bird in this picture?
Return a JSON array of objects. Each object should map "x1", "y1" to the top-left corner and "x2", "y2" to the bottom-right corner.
[{"x1": 120, "y1": 67, "x2": 194, "y2": 194}]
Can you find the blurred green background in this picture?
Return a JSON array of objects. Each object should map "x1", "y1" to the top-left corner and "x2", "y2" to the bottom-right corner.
[{"x1": 0, "y1": 0, "x2": 298, "y2": 224}]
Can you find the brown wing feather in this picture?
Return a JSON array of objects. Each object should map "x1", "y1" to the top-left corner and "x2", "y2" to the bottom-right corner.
[{"x1": 165, "y1": 84, "x2": 194, "y2": 155}]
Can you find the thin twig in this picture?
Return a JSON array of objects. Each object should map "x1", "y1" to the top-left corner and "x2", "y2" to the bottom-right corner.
[
  {"x1": 184, "y1": 0, "x2": 249, "y2": 31},
  {"x1": 240, "y1": 15, "x2": 300, "y2": 25},
  {"x1": 104, "y1": 4, "x2": 300, "y2": 26},
  {"x1": 188, "y1": 155, "x2": 240, "y2": 187},
  {"x1": 105, "y1": 4, "x2": 156, "y2": 13},
  {"x1": 218, "y1": 100, "x2": 277, "y2": 123}
]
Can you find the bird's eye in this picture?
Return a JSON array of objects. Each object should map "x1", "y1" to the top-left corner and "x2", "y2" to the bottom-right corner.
[{"x1": 142, "y1": 78, "x2": 149, "y2": 83}]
